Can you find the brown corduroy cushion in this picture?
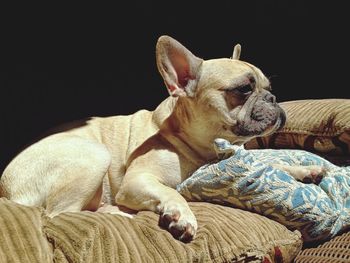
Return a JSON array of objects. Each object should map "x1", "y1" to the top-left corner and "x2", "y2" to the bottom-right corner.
[
  {"x1": 44, "y1": 202, "x2": 302, "y2": 263},
  {"x1": 294, "y1": 231, "x2": 350, "y2": 263},
  {"x1": 245, "y1": 99, "x2": 350, "y2": 165},
  {"x1": 0, "y1": 198, "x2": 303, "y2": 263},
  {"x1": 0, "y1": 198, "x2": 52, "y2": 263}
]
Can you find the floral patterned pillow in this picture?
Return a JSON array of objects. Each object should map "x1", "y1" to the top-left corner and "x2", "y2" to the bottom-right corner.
[{"x1": 177, "y1": 139, "x2": 350, "y2": 242}]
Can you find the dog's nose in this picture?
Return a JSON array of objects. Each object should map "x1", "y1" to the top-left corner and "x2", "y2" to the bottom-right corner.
[{"x1": 264, "y1": 93, "x2": 276, "y2": 104}]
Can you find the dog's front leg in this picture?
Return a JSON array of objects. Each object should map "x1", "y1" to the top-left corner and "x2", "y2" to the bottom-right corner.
[{"x1": 115, "y1": 170, "x2": 197, "y2": 242}]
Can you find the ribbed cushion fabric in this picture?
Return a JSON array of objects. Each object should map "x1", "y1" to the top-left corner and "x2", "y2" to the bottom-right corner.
[
  {"x1": 295, "y1": 231, "x2": 350, "y2": 263},
  {"x1": 0, "y1": 198, "x2": 302, "y2": 263},
  {"x1": 0, "y1": 198, "x2": 52, "y2": 263},
  {"x1": 45, "y1": 202, "x2": 302, "y2": 263},
  {"x1": 279, "y1": 99, "x2": 350, "y2": 136},
  {"x1": 245, "y1": 99, "x2": 350, "y2": 165}
]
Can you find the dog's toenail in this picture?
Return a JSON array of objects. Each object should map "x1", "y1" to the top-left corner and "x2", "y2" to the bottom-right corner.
[
  {"x1": 169, "y1": 223, "x2": 184, "y2": 239},
  {"x1": 179, "y1": 224, "x2": 194, "y2": 243}
]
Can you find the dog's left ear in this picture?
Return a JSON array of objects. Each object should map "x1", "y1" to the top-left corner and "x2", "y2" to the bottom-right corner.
[
  {"x1": 156, "y1": 35, "x2": 203, "y2": 97},
  {"x1": 231, "y1": 44, "x2": 241, "y2": 60}
]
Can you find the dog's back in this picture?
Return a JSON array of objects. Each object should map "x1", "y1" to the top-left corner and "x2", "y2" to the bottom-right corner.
[{"x1": 0, "y1": 97, "x2": 176, "y2": 206}]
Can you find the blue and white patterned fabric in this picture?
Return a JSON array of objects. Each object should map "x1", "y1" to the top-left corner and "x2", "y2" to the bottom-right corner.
[{"x1": 177, "y1": 139, "x2": 350, "y2": 242}]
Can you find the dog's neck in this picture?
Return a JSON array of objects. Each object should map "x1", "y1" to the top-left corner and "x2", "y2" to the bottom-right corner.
[{"x1": 153, "y1": 97, "x2": 218, "y2": 166}]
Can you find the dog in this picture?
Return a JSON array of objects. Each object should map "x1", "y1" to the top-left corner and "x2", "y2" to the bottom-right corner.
[{"x1": 0, "y1": 35, "x2": 322, "y2": 242}]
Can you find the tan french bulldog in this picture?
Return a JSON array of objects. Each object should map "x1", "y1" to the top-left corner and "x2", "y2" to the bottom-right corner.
[{"x1": 0, "y1": 35, "x2": 290, "y2": 242}]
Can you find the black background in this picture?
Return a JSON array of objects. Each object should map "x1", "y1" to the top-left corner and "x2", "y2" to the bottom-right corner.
[{"x1": 1, "y1": 1, "x2": 349, "y2": 172}]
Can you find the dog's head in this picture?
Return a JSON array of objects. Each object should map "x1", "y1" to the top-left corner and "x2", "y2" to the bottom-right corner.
[{"x1": 156, "y1": 35, "x2": 286, "y2": 146}]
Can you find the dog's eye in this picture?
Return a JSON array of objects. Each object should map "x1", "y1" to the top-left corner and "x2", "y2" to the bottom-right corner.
[{"x1": 235, "y1": 84, "x2": 253, "y2": 95}]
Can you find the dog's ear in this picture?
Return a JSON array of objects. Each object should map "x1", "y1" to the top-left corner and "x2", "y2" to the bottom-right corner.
[
  {"x1": 156, "y1": 35, "x2": 203, "y2": 97},
  {"x1": 231, "y1": 44, "x2": 241, "y2": 60}
]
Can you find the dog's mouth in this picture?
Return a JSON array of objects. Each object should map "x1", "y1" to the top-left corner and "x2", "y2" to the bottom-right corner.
[{"x1": 231, "y1": 90, "x2": 286, "y2": 137}]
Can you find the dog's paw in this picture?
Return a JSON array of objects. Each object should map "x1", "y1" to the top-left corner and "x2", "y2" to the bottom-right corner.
[
  {"x1": 299, "y1": 165, "x2": 326, "y2": 184},
  {"x1": 158, "y1": 204, "x2": 197, "y2": 243}
]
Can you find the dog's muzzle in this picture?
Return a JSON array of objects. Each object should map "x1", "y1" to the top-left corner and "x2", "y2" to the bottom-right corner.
[{"x1": 232, "y1": 90, "x2": 286, "y2": 137}]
